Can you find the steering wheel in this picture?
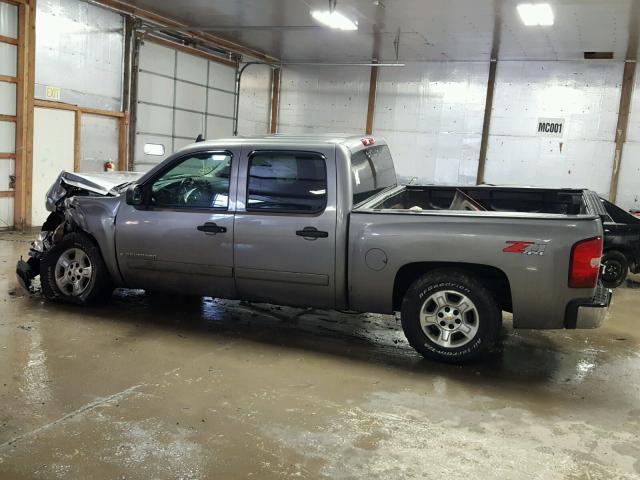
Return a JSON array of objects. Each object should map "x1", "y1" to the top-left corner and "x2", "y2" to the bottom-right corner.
[{"x1": 178, "y1": 177, "x2": 196, "y2": 203}]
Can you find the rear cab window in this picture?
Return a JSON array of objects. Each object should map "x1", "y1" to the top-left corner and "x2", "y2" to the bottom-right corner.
[
  {"x1": 350, "y1": 145, "x2": 397, "y2": 205},
  {"x1": 247, "y1": 151, "x2": 327, "y2": 213}
]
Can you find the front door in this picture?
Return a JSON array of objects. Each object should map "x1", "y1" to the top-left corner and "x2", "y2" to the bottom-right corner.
[
  {"x1": 233, "y1": 147, "x2": 337, "y2": 308},
  {"x1": 116, "y1": 149, "x2": 237, "y2": 298}
]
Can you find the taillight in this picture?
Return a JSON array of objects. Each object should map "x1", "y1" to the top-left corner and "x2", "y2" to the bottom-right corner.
[{"x1": 568, "y1": 237, "x2": 603, "y2": 288}]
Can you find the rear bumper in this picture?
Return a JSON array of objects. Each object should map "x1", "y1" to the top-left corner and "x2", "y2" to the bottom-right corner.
[{"x1": 564, "y1": 282, "x2": 612, "y2": 329}]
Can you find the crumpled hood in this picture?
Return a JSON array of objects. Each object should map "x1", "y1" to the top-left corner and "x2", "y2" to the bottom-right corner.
[{"x1": 46, "y1": 171, "x2": 144, "y2": 212}]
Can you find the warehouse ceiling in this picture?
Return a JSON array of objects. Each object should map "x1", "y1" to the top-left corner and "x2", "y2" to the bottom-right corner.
[{"x1": 124, "y1": 0, "x2": 639, "y2": 62}]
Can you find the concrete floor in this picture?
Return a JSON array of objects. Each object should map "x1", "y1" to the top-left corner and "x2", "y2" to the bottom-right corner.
[{"x1": 0, "y1": 232, "x2": 639, "y2": 479}]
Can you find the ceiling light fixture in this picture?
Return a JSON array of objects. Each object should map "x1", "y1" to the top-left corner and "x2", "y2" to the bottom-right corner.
[
  {"x1": 517, "y1": 3, "x2": 554, "y2": 26},
  {"x1": 310, "y1": 10, "x2": 358, "y2": 30}
]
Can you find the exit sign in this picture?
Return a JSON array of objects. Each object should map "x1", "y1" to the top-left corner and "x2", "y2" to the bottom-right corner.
[{"x1": 45, "y1": 86, "x2": 61, "y2": 101}]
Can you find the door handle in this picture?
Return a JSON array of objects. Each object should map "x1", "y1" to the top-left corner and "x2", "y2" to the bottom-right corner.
[
  {"x1": 197, "y1": 222, "x2": 227, "y2": 234},
  {"x1": 296, "y1": 226, "x2": 328, "y2": 239}
]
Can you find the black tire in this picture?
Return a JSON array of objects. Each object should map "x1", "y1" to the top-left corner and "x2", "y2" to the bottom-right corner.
[
  {"x1": 40, "y1": 232, "x2": 113, "y2": 305},
  {"x1": 400, "y1": 269, "x2": 501, "y2": 363},
  {"x1": 601, "y1": 250, "x2": 628, "y2": 288}
]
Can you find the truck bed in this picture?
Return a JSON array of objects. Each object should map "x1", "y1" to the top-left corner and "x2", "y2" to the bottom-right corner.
[{"x1": 358, "y1": 185, "x2": 606, "y2": 217}]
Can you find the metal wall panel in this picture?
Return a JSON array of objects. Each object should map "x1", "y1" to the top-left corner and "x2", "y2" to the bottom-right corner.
[
  {"x1": 137, "y1": 71, "x2": 174, "y2": 107},
  {"x1": 35, "y1": 0, "x2": 124, "y2": 111},
  {"x1": 0, "y1": 121, "x2": 15, "y2": 152},
  {"x1": 139, "y1": 41, "x2": 175, "y2": 76},
  {"x1": 176, "y1": 51, "x2": 207, "y2": 84},
  {"x1": 209, "y1": 61, "x2": 235, "y2": 91},
  {"x1": 0, "y1": 2, "x2": 18, "y2": 38},
  {"x1": 0, "y1": 43, "x2": 17, "y2": 77},
  {"x1": 485, "y1": 61, "x2": 623, "y2": 196},
  {"x1": 238, "y1": 64, "x2": 271, "y2": 135},
  {"x1": 207, "y1": 88, "x2": 235, "y2": 118},
  {"x1": 0, "y1": 151, "x2": 13, "y2": 190},
  {"x1": 0, "y1": 81, "x2": 16, "y2": 115},
  {"x1": 206, "y1": 115, "x2": 233, "y2": 139},
  {"x1": 278, "y1": 66, "x2": 369, "y2": 134},
  {"x1": 374, "y1": 62, "x2": 489, "y2": 184},
  {"x1": 136, "y1": 102, "x2": 173, "y2": 136},
  {"x1": 0, "y1": 198, "x2": 13, "y2": 229},
  {"x1": 80, "y1": 114, "x2": 119, "y2": 172},
  {"x1": 174, "y1": 109, "x2": 204, "y2": 138},
  {"x1": 175, "y1": 80, "x2": 206, "y2": 112}
]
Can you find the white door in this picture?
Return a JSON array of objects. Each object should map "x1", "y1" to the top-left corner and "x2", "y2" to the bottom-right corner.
[{"x1": 32, "y1": 107, "x2": 75, "y2": 226}]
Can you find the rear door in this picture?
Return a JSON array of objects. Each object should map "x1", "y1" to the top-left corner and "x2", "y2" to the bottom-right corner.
[{"x1": 233, "y1": 146, "x2": 337, "y2": 308}]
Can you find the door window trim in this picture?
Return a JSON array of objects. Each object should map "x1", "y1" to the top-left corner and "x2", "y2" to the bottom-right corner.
[
  {"x1": 245, "y1": 150, "x2": 328, "y2": 215},
  {"x1": 141, "y1": 149, "x2": 234, "y2": 212}
]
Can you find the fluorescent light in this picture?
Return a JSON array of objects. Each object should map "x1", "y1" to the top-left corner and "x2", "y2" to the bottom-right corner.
[
  {"x1": 517, "y1": 3, "x2": 554, "y2": 26},
  {"x1": 310, "y1": 10, "x2": 358, "y2": 30}
]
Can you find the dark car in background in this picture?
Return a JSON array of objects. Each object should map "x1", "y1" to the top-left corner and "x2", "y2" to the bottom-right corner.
[{"x1": 600, "y1": 198, "x2": 640, "y2": 287}]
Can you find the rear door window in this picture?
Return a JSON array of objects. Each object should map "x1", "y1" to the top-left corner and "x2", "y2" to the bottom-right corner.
[{"x1": 247, "y1": 151, "x2": 326, "y2": 213}]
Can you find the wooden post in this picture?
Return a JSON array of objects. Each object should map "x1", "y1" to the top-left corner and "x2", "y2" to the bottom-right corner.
[
  {"x1": 609, "y1": 61, "x2": 637, "y2": 203},
  {"x1": 365, "y1": 64, "x2": 378, "y2": 135},
  {"x1": 74, "y1": 110, "x2": 81, "y2": 171},
  {"x1": 269, "y1": 68, "x2": 281, "y2": 134},
  {"x1": 476, "y1": 59, "x2": 497, "y2": 185},
  {"x1": 118, "y1": 113, "x2": 127, "y2": 170}
]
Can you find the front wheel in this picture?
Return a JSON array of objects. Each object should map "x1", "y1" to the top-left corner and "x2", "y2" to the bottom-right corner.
[
  {"x1": 40, "y1": 232, "x2": 113, "y2": 305},
  {"x1": 601, "y1": 250, "x2": 628, "y2": 288},
  {"x1": 400, "y1": 270, "x2": 501, "y2": 363}
]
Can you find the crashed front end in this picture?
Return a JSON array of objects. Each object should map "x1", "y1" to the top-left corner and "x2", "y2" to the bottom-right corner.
[{"x1": 16, "y1": 170, "x2": 141, "y2": 291}]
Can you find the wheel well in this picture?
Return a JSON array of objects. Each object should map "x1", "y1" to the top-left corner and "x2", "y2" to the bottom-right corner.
[{"x1": 392, "y1": 262, "x2": 512, "y2": 312}]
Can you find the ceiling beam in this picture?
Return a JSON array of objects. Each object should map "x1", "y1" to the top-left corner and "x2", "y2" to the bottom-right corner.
[{"x1": 89, "y1": 0, "x2": 278, "y2": 63}]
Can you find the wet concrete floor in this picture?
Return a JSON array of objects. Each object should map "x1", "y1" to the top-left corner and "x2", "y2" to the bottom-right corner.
[{"x1": 0, "y1": 232, "x2": 639, "y2": 479}]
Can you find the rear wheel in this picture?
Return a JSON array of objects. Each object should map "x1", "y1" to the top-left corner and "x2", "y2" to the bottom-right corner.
[
  {"x1": 40, "y1": 232, "x2": 113, "y2": 305},
  {"x1": 400, "y1": 270, "x2": 501, "y2": 363},
  {"x1": 601, "y1": 250, "x2": 628, "y2": 288}
]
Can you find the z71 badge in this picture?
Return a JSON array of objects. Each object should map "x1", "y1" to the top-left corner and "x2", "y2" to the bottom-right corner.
[{"x1": 503, "y1": 241, "x2": 547, "y2": 256}]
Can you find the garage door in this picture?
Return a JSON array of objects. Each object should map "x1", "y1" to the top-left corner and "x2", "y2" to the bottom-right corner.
[
  {"x1": 0, "y1": 1, "x2": 17, "y2": 228},
  {"x1": 134, "y1": 41, "x2": 237, "y2": 171}
]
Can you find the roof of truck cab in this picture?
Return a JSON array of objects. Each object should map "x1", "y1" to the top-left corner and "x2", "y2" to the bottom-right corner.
[{"x1": 182, "y1": 134, "x2": 384, "y2": 151}]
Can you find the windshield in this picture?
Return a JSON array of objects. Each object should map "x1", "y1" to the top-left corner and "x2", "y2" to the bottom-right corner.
[{"x1": 350, "y1": 145, "x2": 397, "y2": 205}]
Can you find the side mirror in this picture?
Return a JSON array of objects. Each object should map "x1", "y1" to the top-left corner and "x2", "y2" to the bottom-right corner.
[{"x1": 125, "y1": 184, "x2": 144, "y2": 206}]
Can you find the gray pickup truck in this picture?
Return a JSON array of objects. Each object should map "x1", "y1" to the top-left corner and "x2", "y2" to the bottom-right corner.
[{"x1": 17, "y1": 135, "x2": 611, "y2": 362}]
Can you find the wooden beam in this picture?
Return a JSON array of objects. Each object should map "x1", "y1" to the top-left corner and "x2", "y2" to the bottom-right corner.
[
  {"x1": 0, "y1": 75, "x2": 17, "y2": 83},
  {"x1": 118, "y1": 113, "x2": 127, "y2": 170},
  {"x1": 33, "y1": 99, "x2": 125, "y2": 118},
  {"x1": 476, "y1": 59, "x2": 498, "y2": 185},
  {"x1": 24, "y1": 0, "x2": 36, "y2": 228},
  {"x1": 0, "y1": 153, "x2": 16, "y2": 159},
  {"x1": 0, "y1": 191, "x2": 15, "y2": 198},
  {"x1": 269, "y1": 68, "x2": 280, "y2": 134},
  {"x1": 609, "y1": 61, "x2": 636, "y2": 203},
  {"x1": 0, "y1": 114, "x2": 17, "y2": 122},
  {"x1": 143, "y1": 34, "x2": 237, "y2": 68},
  {"x1": 74, "y1": 110, "x2": 81, "y2": 172},
  {"x1": 0, "y1": 34, "x2": 18, "y2": 45},
  {"x1": 365, "y1": 65, "x2": 379, "y2": 135},
  {"x1": 91, "y1": 0, "x2": 277, "y2": 64}
]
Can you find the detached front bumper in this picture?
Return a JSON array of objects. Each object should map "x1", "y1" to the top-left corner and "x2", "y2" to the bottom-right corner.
[{"x1": 564, "y1": 282, "x2": 612, "y2": 329}]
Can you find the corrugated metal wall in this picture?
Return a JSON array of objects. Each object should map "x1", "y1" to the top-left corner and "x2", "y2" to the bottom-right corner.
[
  {"x1": 278, "y1": 66, "x2": 369, "y2": 134},
  {"x1": 0, "y1": 1, "x2": 17, "y2": 228},
  {"x1": 485, "y1": 61, "x2": 622, "y2": 197},
  {"x1": 276, "y1": 61, "x2": 639, "y2": 207},
  {"x1": 374, "y1": 62, "x2": 489, "y2": 185}
]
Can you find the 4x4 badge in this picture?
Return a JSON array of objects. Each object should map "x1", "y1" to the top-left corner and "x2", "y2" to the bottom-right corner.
[{"x1": 503, "y1": 241, "x2": 547, "y2": 256}]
